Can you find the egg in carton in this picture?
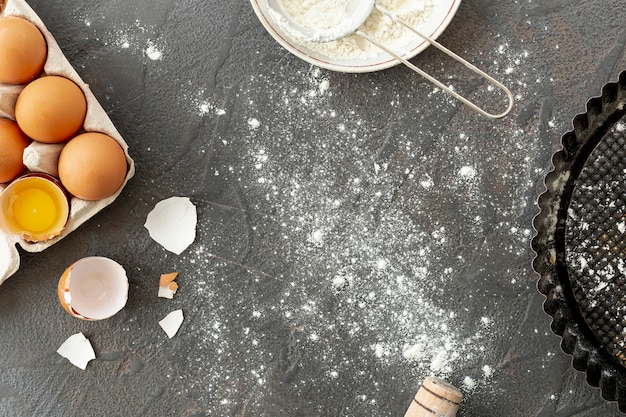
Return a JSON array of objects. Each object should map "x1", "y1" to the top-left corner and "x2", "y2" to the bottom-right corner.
[{"x1": 0, "y1": 0, "x2": 135, "y2": 284}]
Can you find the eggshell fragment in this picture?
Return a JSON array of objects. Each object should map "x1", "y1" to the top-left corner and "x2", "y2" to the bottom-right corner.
[
  {"x1": 58, "y1": 256, "x2": 129, "y2": 320},
  {"x1": 158, "y1": 272, "x2": 178, "y2": 299},
  {"x1": 56, "y1": 332, "x2": 96, "y2": 370},
  {"x1": 144, "y1": 197, "x2": 197, "y2": 255},
  {"x1": 159, "y1": 309, "x2": 184, "y2": 338}
]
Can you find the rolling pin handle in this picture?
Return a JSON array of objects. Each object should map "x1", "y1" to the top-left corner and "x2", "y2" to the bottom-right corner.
[{"x1": 404, "y1": 376, "x2": 463, "y2": 417}]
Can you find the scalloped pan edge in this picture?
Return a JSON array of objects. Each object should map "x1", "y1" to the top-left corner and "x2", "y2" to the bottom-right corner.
[{"x1": 532, "y1": 70, "x2": 626, "y2": 411}]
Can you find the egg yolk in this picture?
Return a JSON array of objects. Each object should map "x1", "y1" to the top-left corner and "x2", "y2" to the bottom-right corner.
[{"x1": 12, "y1": 187, "x2": 57, "y2": 232}]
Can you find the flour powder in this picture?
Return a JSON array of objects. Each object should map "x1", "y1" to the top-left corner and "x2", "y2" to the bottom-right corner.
[{"x1": 276, "y1": 0, "x2": 434, "y2": 60}]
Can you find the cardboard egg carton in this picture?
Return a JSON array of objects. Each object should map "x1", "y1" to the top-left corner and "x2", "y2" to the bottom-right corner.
[{"x1": 0, "y1": 0, "x2": 135, "y2": 284}]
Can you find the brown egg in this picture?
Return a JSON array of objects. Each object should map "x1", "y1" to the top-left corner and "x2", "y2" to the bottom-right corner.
[
  {"x1": 58, "y1": 132, "x2": 127, "y2": 201},
  {"x1": 15, "y1": 75, "x2": 87, "y2": 144},
  {"x1": 0, "y1": 118, "x2": 31, "y2": 183},
  {"x1": 0, "y1": 16, "x2": 47, "y2": 84}
]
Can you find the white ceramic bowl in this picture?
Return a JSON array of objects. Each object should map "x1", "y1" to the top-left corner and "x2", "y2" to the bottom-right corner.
[{"x1": 250, "y1": 0, "x2": 461, "y2": 73}]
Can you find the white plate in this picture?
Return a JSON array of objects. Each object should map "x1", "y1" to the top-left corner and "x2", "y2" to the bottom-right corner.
[{"x1": 250, "y1": 0, "x2": 462, "y2": 73}]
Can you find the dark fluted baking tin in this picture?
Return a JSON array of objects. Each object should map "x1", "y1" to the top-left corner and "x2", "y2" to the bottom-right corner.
[
  {"x1": 533, "y1": 71, "x2": 626, "y2": 411},
  {"x1": 566, "y1": 124, "x2": 626, "y2": 365}
]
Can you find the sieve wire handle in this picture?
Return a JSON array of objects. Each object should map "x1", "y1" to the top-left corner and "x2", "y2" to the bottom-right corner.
[{"x1": 356, "y1": 5, "x2": 514, "y2": 119}]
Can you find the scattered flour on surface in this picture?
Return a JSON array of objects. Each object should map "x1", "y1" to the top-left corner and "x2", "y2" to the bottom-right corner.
[
  {"x1": 169, "y1": 23, "x2": 544, "y2": 415},
  {"x1": 419, "y1": 174, "x2": 434, "y2": 189},
  {"x1": 145, "y1": 41, "x2": 163, "y2": 60},
  {"x1": 459, "y1": 166, "x2": 477, "y2": 179},
  {"x1": 248, "y1": 118, "x2": 261, "y2": 130},
  {"x1": 308, "y1": 229, "x2": 325, "y2": 247},
  {"x1": 198, "y1": 102, "x2": 211, "y2": 115},
  {"x1": 62, "y1": 3, "x2": 563, "y2": 415},
  {"x1": 76, "y1": 17, "x2": 156, "y2": 52},
  {"x1": 201, "y1": 64, "x2": 533, "y2": 404},
  {"x1": 462, "y1": 376, "x2": 477, "y2": 390}
]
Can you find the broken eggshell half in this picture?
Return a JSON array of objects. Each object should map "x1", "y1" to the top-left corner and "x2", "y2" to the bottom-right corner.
[
  {"x1": 144, "y1": 197, "x2": 197, "y2": 255},
  {"x1": 57, "y1": 256, "x2": 129, "y2": 320}
]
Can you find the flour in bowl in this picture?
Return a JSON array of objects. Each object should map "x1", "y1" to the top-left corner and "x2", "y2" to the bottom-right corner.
[
  {"x1": 280, "y1": 0, "x2": 352, "y2": 31},
  {"x1": 275, "y1": 0, "x2": 434, "y2": 60}
]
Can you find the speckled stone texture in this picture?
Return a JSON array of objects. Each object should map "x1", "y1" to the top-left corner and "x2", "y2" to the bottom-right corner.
[{"x1": 1, "y1": 1, "x2": 626, "y2": 416}]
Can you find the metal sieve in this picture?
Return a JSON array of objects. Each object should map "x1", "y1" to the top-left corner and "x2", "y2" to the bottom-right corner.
[{"x1": 266, "y1": 0, "x2": 514, "y2": 119}]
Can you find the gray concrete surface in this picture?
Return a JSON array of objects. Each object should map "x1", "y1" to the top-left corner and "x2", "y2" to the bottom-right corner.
[{"x1": 1, "y1": 0, "x2": 626, "y2": 416}]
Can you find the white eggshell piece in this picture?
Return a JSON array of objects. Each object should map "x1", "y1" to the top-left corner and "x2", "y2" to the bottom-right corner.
[
  {"x1": 158, "y1": 285, "x2": 177, "y2": 299},
  {"x1": 57, "y1": 332, "x2": 96, "y2": 370},
  {"x1": 144, "y1": 197, "x2": 197, "y2": 255},
  {"x1": 63, "y1": 257, "x2": 129, "y2": 320},
  {"x1": 159, "y1": 309, "x2": 184, "y2": 338}
]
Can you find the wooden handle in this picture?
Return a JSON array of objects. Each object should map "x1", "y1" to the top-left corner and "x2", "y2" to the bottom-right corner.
[{"x1": 404, "y1": 377, "x2": 463, "y2": 417}]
